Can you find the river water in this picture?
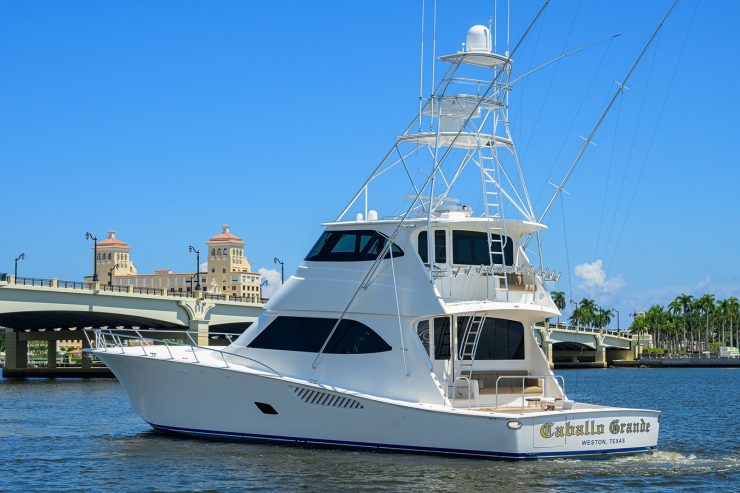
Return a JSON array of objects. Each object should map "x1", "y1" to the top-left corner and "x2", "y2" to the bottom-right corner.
[{"x1": 0, "y1": 367, "x2": 737, "y2": 492}]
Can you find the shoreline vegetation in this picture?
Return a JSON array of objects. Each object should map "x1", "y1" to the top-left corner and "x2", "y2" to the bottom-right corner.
[{"x1": 551, "y1": 291, "x2": 740, "y2": 356}]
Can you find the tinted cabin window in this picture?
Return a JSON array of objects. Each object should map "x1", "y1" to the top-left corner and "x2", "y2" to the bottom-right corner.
[
  {"x1": 417, "y1": 230, "x2": 447, "y2": 264},
  {"x1": 416, "y1": 320, "x2": 430, "y2": 354},
  {"x1": 457, "y1": 317, "x2": 524, "y2": 360},
  {"x1": 305, "y1": 230, "x2": 404, "y2": 262},
  {"x1": 433, "y1": 317, "x2": 451, "y2": 360},
  {"x1": 248, "y1": 316, "x2": 391, "y2": 354},
  {"x1": 452, "y1": 230, "x2": 513, "y2": 266}
]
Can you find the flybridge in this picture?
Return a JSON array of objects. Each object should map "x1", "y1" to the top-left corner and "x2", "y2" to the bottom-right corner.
[{"x1": 333, "y1": 20, "x2": 554, "y2": 301}]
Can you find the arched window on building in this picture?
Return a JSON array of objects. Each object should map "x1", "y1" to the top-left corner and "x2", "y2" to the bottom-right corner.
[{"x1": 217, "y1": 248, "x2": 221, "y2": 256}]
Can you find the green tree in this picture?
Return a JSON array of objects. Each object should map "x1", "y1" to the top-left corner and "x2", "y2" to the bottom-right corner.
[
  {"x1": 630, "y1": 314, "x2": 649, "y2": 356},
  {"x1": 668, "y1": 297, "x2": 685, "y2": 351},
  {"x1": 593, "y1": 308, "x2": 613, "y2": 329},
  {"x1": 697, "y1": 294, "x2": 716, "y2": 351},
  {"x1": 550, "y1": 291, "x2": 566, "y2": 324},
  {"x1": 725, "y1": 297, "x2": 740, "y2": 348},
  {"x1": 577, "y1": 298, "x2": 598, "y2": 328}
]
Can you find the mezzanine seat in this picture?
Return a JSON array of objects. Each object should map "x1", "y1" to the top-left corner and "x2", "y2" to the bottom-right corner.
[{"x1": 470, "y1": 370, "x2": 543, "y2": 395}]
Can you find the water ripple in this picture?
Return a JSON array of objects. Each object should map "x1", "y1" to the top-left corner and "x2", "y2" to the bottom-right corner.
[{"x1": 0, "y1": 368, "x2": 738, "y2": 492}]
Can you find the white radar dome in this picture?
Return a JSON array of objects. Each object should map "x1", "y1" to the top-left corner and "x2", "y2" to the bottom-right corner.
[{"x1": 466, "y1": 25, "x2": 491, "y2": 53}]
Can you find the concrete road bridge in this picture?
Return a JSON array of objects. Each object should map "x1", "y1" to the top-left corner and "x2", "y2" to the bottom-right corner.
[
  {"x1": 0, "y1": 275, "x2": 262, "y2": 378},
  {"x1": 534, "y1": 322, "x2": 651, "y2": 368}
]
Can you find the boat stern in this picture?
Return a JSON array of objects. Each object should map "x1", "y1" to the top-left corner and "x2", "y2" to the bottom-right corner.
[{"x1": 518, "y1": 407, "x2": 659, "y2": 458}]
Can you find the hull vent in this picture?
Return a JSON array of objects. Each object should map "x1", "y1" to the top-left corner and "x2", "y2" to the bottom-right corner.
[{"x1": 291, "y1": 386, "x2": 363, "y2": 409}]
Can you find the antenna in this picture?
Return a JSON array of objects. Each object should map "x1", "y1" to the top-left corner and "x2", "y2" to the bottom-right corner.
[
  {"x1": 431, "y1": 0, "x2": 437, "y2": 101},
  {"x1": 506, "y1": 0, "x2": 511, "y2": 55},
  {"x1": 418, "y1": 0, "x2": 425, "y2": 132},
  {"x1": 494, "y1": 0, "x2": 497, "y2": 53}
]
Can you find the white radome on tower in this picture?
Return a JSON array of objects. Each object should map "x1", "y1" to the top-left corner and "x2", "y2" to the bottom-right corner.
[{"x1": 465, "y1": 25, "x2": 491, "y2": 53}]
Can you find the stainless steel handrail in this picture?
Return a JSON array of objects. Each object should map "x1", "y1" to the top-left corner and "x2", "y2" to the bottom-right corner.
[
  {"x1": 84, "y1": 328, "x2": 281, "y2": 377},
  {"x1": 452, "y1": 376, "x2": 473, "y2": 409}
]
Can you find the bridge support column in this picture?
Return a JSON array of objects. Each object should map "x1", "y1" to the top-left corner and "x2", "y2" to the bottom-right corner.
[
  {"x1": 4, "y1": 329, "x2": 28, "y2": 371},
  {"x1": 595, "y1": 345, "x2": 607, "y2": 368},
  {"x1": 189, "y1": 320, "x2": 209, "y2": 346},
  {"x1": 47, "y1": 339, "x2": 57, "y2": 370}
]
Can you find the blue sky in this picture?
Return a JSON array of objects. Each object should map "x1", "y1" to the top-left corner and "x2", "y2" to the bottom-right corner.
[{"x1": 1, "y1": 0, "x2": 738, "y2": 326}]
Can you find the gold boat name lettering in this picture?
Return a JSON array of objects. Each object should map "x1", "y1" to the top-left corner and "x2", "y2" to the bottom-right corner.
[{"x1": 539, "y1": 419, "x2": 650, "y2": 439}]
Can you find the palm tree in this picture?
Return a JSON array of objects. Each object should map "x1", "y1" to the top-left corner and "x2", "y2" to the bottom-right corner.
[
  {"x1": 550, "y1": 291, "x2": 566, "y2": 325},
  {"x1": 577, "y1": 298, "x2": 598, "y2": 328},
  {"x1": 668, "y1": 298, "x2": 684, "y2": 351},
  {"x1": 718, "y1": 298, "x2": 731, "y2": 346},
  {"x1": 675, "y1": 293, "x2": 694, "y2": 352},
  {"x1": 726, "y1": 297, "x2": 740, "y2": 348},
  {"x1": 644, "y1": 305, "x2": 667, "y2": 349},
  {"x1": 593, "y1": 308, "x2": 613, "y2": 329},
  {"x1": 697, "y1": 294, "x2": 716, "y2": 352},
  {"x1": 630, "y1": 315, "x2": 648, "y2": 358}
]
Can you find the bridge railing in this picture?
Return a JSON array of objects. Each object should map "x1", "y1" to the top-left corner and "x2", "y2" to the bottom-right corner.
[
  {"x1": 2, "y1": 275, "x2": 259, "y2": 304},
  {"x1": 84, "y1": 327, "x2": 280, "y2": 376},
  {"x1": 11, "y1": 276, "x2": 87, "y2": 289},
  {"x1": 534, "y1": 321, "x2": 628, "y2": 338}
]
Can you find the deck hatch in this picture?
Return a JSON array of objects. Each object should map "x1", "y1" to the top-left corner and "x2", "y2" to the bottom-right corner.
[{"x1": 291, "y1": 386, "x2": 364, "y2": 409}]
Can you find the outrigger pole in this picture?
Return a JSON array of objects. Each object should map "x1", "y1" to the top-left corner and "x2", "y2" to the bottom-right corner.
[
  {"x1": 537, "y1": 0, "x2": 681, "y2": 225},
  {"x1": 313, "y1": 1, "x2": 551, "y2": 371}
]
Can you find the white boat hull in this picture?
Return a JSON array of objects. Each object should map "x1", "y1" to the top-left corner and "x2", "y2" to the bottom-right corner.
[{"x1": 98, "y1": 350, "x2": 659, "y2": 459}]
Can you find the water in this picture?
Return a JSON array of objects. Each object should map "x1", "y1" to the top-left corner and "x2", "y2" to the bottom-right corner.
[{"x1": 0, "y1": 367, "x2": 737, "y2": 492}]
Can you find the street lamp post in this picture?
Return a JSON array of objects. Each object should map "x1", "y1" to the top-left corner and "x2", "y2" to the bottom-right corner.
[
  {"x1": 273, "y1": 257, "x2": 284, "y2": 284},
  {"x1": 614, "y1": 308, "x2": 620, "y2": 331},
  {"x1": 108, "y1": 264, "x2": 119, "y2": 287},
  {"x1": 85, "y1": 232, "x2": 98, "y2": 282},
  {"x1": 569, "y1": 299, "x2": 577, "y2": 329},
  {"x1": 14, "y1": 253, "x2": 25, "y2": 279},
  {"x1": 188, "y1": 246, "x2": 201, "y2": 291}
]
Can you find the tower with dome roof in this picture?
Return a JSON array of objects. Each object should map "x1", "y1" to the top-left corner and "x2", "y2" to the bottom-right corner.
[
  {"x1": 95, "y1": 229, "x2": 137, "y2": 285},
  {"x1": 206, "y1": 224, "x2": 259, "y2": 299}
]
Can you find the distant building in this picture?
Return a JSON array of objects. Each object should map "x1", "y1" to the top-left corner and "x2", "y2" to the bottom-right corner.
[{"x1": 84, "y1": 225, "x2": 261, "y2": 302}]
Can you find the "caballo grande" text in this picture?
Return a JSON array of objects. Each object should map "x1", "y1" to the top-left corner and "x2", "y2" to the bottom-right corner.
[{"x1": 539, "y1": 419, "x2": 651, "y2": 439}]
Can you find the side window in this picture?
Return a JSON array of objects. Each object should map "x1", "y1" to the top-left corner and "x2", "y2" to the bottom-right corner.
[
  {"x1": 417, "y1": 230, "x2": 447, "y2": 264},
  {"x1": 305, "y1": 230, "x2": 404, "y2": 262},
  {"x1": 452, "y1": 230, "x2": 513, "y2": 266},
  {"x1": 248, "y1": 316, "x2": 391, "y2": 354}
]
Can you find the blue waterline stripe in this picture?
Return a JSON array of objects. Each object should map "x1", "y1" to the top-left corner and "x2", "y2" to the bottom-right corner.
[{"x1": 147, "y1": 421, "x2": 655, "y2": 459}]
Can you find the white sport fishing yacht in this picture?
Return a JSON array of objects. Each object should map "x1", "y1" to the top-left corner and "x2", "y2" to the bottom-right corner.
[{"x1": 90, "y1": 9, "x2": 662, "y2": 459}]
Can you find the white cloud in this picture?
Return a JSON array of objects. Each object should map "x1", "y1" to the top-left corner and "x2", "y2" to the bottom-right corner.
[
  {"x1": 574, "y1": 259, "x2": 625, "y2": 295},
  {"x1": 259, "y1": 267, "x2": 282, "y2": 298},
  {"x1": 199, "y1": 261, "x2": 208, "y2": 273},
  {"x1": 696, "y1": 275, "x2": 711, "y2": 290}
]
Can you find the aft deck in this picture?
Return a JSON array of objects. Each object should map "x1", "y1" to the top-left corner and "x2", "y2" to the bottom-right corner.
[{"x1": 468, "y1": 401, "x2": 609, "y2": 415}]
